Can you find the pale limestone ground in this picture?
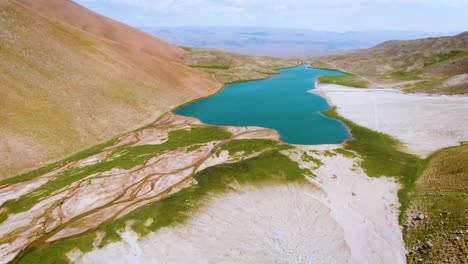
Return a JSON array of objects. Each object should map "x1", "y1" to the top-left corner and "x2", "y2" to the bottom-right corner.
[
  {"x1": 74, "y1": 145, "x2": 405, "y2": 264},
  {"x1": 314, "y1": 83, "x2": 468, "y2": 157},
  {"x1": 0, "y1": 114, "x2": 279, "y2": 263}
]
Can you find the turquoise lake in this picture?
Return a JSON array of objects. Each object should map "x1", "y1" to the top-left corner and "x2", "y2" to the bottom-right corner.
[{"x1": 175, "y1": 64, "x2": 350, "y2": 145}]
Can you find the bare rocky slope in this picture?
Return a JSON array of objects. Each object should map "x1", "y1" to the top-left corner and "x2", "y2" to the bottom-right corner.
[
  {"x1": 312, "y1": 31, "x2": 468, "y2": 94},
  {"x1": 0, "y1": 0, "x2": 221, "y2": 180}
]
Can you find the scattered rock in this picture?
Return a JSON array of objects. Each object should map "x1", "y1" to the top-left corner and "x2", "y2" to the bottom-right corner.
[
  {"x1": 453, "y1": 236, "x2": 461, "y2": 241},
  {"x1": 413, "y1": 213, "x2": 426, "y2": 221},
  {"x1": 413, "y1": 240, "x2": 434, "y2": 253},
  {"x1": 424, "y1": 241, "x2": 434, "y2": 249}
]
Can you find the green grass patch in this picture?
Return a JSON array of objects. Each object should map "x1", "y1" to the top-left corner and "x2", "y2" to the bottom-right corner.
[
  {"x1": 221, "y1": 139, "x2": 281, "y2": 155},
  {"x1": 186, "y1": 144, "x2": 204, "y2": 152},
  {"x1": 301, "y1": 152, "x2": 324, "y2": 168},
  {"x1": 405, "y1": 145, "x2": 468, "y2": 263},
  {"x1": 192, "y1": 65, "x2": 230, "y2": 70},
  {"x1": 435, "y1": 50, "x2": 466, "y2": 63},
  {"x1": 322, "y1": 150, "x2": 337, "y2": 157},
  {"x1": 388, "y1": 71, "x2": 421, "y2": 81},
  {"x1": 4, "y1": 127, "x2": 232, "y2": 213},
  {"x1": 180, "y1": 46, "x2": 193, "y2": 52},
  {"x1": 322, "y1": 107, "x2": 426, "y2": 222},
  {"x1": 191, "y1": 65, "x2": 231, "y2": 74},
  {"x1": 19, "y1": 148, "x2": 310, "y2": 263},
  {"x1": 405, "y1": 77, "x2": 468, "y2": 95},
  {"x1": 386, "y1": 50, "x2": 466, "y2": 82},
  {"x1": 334, "y1": 148, "x2": 358, "y2": 159},
  {"x1": 318, "y1": 74, "x2": 368, "y2": 88},
  {"x1": 20, "y1": 232, "x2": 96, "y2": 264}
]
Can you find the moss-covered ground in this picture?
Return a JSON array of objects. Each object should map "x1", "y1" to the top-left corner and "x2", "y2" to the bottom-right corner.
[{"x1": 318, "y1": 74, "x2": 369, "y2": 88}]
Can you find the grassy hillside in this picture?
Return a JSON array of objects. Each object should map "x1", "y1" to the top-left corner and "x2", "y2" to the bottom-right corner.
[
  {"x1": 405, "y1": 145, "x2": 467, "y2": 264},
  {"x1": 15, "y1": 0, "x2": 185, "y2": 61},
  {"x1": 318, "y1": 74, "x2": 370, "y2": 88},
  {"x1": 0, "y1": 0, "x2": 221, "y2": 180},
  {"x1": 312, "y1": 32, "x2": 468, "y2": 94},
  {"x1": 183, "y1": 48, "x2": 302, "y2": 84}
]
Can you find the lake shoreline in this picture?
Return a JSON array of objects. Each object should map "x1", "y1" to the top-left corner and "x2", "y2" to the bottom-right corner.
[
  {"x1": 172, "y1": 62, "x2": 304, "y2": 113},
  {"x1": 312, "y1": 82, "x2": 468, "y2": 157},
  {"x1": 73, "y1": 143, "x2": 407, "y2": 264},
  {"x1": 175, "y1": 65, "x2": 350, "y2": 145}
]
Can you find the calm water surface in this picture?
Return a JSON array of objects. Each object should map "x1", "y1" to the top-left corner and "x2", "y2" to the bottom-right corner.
[{"x1": 175, "y1": 64, "x2": 350, "y2": 144}]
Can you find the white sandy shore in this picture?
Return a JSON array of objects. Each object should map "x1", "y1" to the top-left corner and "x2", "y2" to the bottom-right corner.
[
  {"x1": 72, "y1": 146, "x2": 405, "y2": 264},
  {"x1": 313, "y1": 83, "x2": 468, "y2": 157}
]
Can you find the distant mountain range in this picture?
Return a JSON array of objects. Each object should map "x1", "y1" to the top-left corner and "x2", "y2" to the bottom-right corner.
[{"x1": 141, "y1": 27, "x2": 457, "y2": 57}]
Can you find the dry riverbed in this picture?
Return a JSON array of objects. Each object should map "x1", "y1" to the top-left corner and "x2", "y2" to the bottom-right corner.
[
  {"x1": 0, "y1": 114, "x2": 279, "y2": 263},
  {"x1": 69, "y1": 145, "x2": 405, "y2": 264},
  {"x1": 0, "y1": 113, "x2": 406, "y2": 264}
]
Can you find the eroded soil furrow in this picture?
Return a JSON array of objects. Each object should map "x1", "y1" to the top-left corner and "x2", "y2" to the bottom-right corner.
[{"x1": 0, "y1": 114, "x2": 279, "y2": 264}]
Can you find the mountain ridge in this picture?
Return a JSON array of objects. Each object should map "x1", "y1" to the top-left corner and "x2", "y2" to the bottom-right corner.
[
  {"x1": 15, "y1": 0, "x2": 185, "y2": 61},
  {"x1": 0, "y1": 0, "x2": 220, "y2": 180},
  {"x1": 312, "y1": 32, "x2": 468, "y2": 94}
]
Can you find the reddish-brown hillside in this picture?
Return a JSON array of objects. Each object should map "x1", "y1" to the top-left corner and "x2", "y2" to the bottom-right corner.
[
  {"x1": 15, "y1": 0, "x2": 185, "y2": 61},
  {"x1": 0, "y1": 0, "x2": 221, "y2": 179}
]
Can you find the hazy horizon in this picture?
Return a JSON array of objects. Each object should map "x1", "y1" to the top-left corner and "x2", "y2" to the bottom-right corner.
[
  {"x1": 141, "y1": 25, "x2": 460, "y2": 35},
  {"x1": 139, "y1": 26, "x2": 458, "y2": 57},
  {"x1": 75, "y1": 0, "x2": 468, "y2": 33}
]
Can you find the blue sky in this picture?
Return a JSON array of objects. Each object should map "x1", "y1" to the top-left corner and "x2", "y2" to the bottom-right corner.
[{"x1": 75, "y1": 0, "x2": 468, "y2": 32}]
